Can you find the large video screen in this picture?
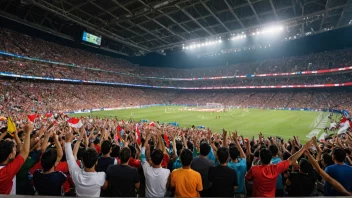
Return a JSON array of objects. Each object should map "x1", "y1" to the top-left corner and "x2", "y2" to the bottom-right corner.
[{"x1": 82, "y1": 31, "x2": 101, "y2": 46}]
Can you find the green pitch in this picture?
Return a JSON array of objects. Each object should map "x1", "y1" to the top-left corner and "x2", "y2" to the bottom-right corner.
[{"x1": 73, "y1": 106, "x2": 327, "y2": 141}]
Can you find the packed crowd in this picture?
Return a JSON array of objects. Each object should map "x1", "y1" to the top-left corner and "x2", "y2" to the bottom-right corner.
[
  {"x1": 0, "y1": 113, "x2": 351, "y2": 197},
  {"x1": 1, "y1": 28, "x2": 352, "y2": 81},
  {"x1": 1, "y1": 80, "x2": 352, "y2": 114},
  {"x1": 1, "y1": 58, "x2": 352, "y2": 88}
]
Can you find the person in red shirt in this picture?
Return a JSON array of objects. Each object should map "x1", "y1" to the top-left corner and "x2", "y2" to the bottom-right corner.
[
  {"x1": 0, "y1": 123, "x2": 33, "y2": 195},
  {"x1": 245, "y1": 140, "x2": 312, "y2": 197}
]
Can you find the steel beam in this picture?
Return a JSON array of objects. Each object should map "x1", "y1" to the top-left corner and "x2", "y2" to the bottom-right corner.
[
  {"x1": 319, "y1": 0, "x2": 329, "y2": 31},
  {"x1": 107, "y1": 0, "x2": 176, "y2": 44},
  {"x1": 145, "y1": 16, "x2": 187, "y2": 41},
  {"x1": 174, "y1": 4, "x2": 213, "y2": 36},
  {"x1": 130, "y1": 5, "x2": 293, "y2": 41},
  {"x1": 200, "y1": 0, "x2": 230, "y2": 32},
  {"x1": 269, "y1": 0, "x2": 279, "y2": 20},
  {"x1": 291, "y1": 0, "x2": 297, "y2": 16},
  {"x1": 223, "y1": 0, "x2": 246, "y2": 28},
  {"x1": 246, "y1": 0, "x2": 261, "y2": 23},
  {"x1": 336, "y1": 0, "x2": 352, "y2": 27},
  {"x1": 110, "y1": 0, "x2": 133, "y2": 15},
  {"x1": 67, "y1": 1, "x2": 89, "y2": 12},
  {"x1": 137, "y1": 6, "x2": 293, "y2": 44},
  {"x1": 151, "y1": 3, "x2": 351, "y2": 51},
  {"x1": 136, "y1": 0, "x2": 194, "y2": 36},
  {"x1": 32, "y1": 0, "x2": 151, "y2": 54}
]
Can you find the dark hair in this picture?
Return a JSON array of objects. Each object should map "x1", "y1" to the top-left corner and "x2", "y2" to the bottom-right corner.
[
  {"x1": 101, "y1": 140, "x2": 112, "y2": 155},
  {"x1": 41, "y1": 149, "x2": 57, "y2": 171},
  {"x1": 282, "y1": 152, "x2": 291, "y2": 160},
  {"x1": 269, "y1": 145, "x2": 279, "y2": 156},
  {"x1": 151, "y1": 149, "x2": 163, "y2": 165},
  {"x1": 217, "y1": 147, "x2": 229, "y2": 164},
  {"x1": 180, "y1": 149, "x2": 193, "y2": 166},
  {"x1": 111, "y1": 145, "x2": 120, "y2": 158},
  {"x1": 229, "y1": 146, "x2": 240, "y2": 160},
  {"x1": 0, "y1": 141, "x2": 15, "y2": 163},
  {"x1": 260, "y1": 148, "x2": 273, "y2": 165},
  {"x1": 299, "y1": 158, "x2": 313, "y2": 174},
  {"x1": 128, "y1": 145, "x2": 136, "y2": 158},
  {"x1": 322, "y1": 153, "x2": 334, "y2": 167},
  {"x1": 120, "y1": 147, "x2": 131, "y2": 164},
  {"x1": 82, "y1": 148, "x2": 98, "y2": 168},
  {"x1": 187, "y1": 141, "x2": 194, "y2": 151},
  {"x1": 176, "y1": 142, "x2": 183, "y2": 156},
  {"x1": 332, "y1": 147, "x2": 346, "y2": 163},
  {"x1": 200, "y1": 143, "x2": 211, "y2": 156}
]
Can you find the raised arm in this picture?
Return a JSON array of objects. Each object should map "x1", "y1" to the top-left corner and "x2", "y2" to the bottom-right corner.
[
  {"x1": 73, "y1": 127, "x2": 85, "y2": 160},
  {"x1": 13, "y1": 129, "x2": 22, "y2": 153},
  {"x1": 305, "y1": 151, "x2": 351, "y2": 196},
  {"x1": 287, "y1": 140, "x2": 312, "y2": 165},
  {"x1": 19, "y1": 123, "x2": 34, "y2": 160},
  {"x1": 233, "y1": 131, "x2": 246, "y2": 159},
  {"x1": 222, "y1": 129, "x2": 228, "y2": 148},
  {"x1": 64, "y1": 127, "x2": 80, "y2": 172},
  {"x1": 53, "y1": 131, "x2": 63, "y2": 166}
]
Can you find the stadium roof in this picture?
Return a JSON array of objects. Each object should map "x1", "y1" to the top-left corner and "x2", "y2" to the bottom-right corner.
[{"x1": 1, "y1": 0, "x2": 352, "y2": 56}]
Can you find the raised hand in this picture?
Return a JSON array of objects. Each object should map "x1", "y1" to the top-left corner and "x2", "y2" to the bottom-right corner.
[
  {"x1": 222, "y1": 128, "x2": 227, "y2": 137},
  {"x1": 24, "y1": 122, "x2": 34, "y2": 135},
  {"x1": 65, "y1": 127, "x2": 74, "y2": 143}
]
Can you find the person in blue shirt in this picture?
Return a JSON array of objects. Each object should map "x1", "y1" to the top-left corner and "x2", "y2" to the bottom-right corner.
[
  {"x1": 228, "y1": 132, "x2": 248, "y2": 195},
  {"x1": 269, "y1": 144, "x2": 284, "y2": 197},
  {"x1": 324, "y1": 147, "x2": 352, "y2": 196}
]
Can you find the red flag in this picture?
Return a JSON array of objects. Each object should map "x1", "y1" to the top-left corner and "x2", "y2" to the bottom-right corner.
[
  {"x1": 116, "y1": 125, "x2": 122, "y2": 142},
  {"x1": 27, "y1": 114, "x2": 36, "y2": 122},
  {"x1": 45, "y1": 113, "x2": 53, "y2": 118},
  {"x1": 68, "y1": 117, "x2": 83, "y2": 128},
  {"x1": 164, "y1": 134, "x2": 170, "y2": 148},
  {"x1": 149, "y1": 121, "x2": 155, "y2": 127}
]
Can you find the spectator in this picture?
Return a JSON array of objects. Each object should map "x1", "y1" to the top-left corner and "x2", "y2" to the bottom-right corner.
[
  {"x1": 106, "y1": 147, "x2": 140, "y2": 197},
  {"x1": 286, "y1": 158, "x2": 317, "y2": 196},
  {"x1": 324, "y1": 147, "x2": 352, "y2": 196},
  {"x1": 191, "y1": 142, "x2": 214, "y2": 197},
  {"x1": 170, "y1": 149, "x2": 203, "y2": 197},
  {"x1": 33, "y1": 133, "x2": 66, "y2": 196},
  {"x1": 228, "y1": 132, "x2": 248, "y2": 195},
  {"x1": 269, "y1": 144, "x2": 284, "y2": 196},
  {"x1": 64, "y1": 130, "x2": 108, "y2": 197},
  {"x1": 245, "y1": 140, "x2": 312, "y2": 197},
  {"x1": 208, "y1": 147, "x2": 238, "y2": 197},
  {"x1": 0, "y1": 123, "x2": 32, "y2": 194},
  {"x1": 96, "y1": 140, "x2": 117, "y2": 173}
]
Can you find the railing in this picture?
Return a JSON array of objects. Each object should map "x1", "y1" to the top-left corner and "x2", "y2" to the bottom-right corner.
[{"x1": 1, "y1": 50, "x2": 351, "y2": 81}]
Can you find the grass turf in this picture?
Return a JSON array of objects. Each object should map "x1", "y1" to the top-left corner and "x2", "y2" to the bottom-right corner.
[{"x1": 73, "y1": 106, "x2": 328, "y2": 141}]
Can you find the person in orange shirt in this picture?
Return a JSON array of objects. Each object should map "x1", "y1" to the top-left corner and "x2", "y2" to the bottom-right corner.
[{"x1": 170, "y1": 149, "x2": 203, "y2": 197}]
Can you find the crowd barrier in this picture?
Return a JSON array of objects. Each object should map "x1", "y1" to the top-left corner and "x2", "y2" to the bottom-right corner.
[
  {"x1": 1, "y1": 50, "x2": 352, "y2": 81},
  {"x1": 1, "y1": 71, "x2": 352, "y2": 90}
]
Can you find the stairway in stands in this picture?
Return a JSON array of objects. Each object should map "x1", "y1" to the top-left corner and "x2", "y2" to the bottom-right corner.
[{"x1": 316, "y1": 116, "x2": 329, "y2": 129}]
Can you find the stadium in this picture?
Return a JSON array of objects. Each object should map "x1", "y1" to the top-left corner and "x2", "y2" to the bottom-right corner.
[{"x1": 0, "y1": 0, "x2": 352, "y2": 197}]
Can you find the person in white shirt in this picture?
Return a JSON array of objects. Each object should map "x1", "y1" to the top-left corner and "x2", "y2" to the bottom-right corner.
[
  {"x1": 329, "y1": 121, "x2": 337, "y2": 130},
  {"x1": 64, "y1": 128, "x2": 108, "y2": 197},
  {"x1": 338, "y1": 120, "x2": 350, "y2": 135},
  {"x1": 141, "y1": 129, "x2": 170, "y2": 197}
]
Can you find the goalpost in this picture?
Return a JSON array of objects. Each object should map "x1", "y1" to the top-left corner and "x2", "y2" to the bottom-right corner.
[{"x1": 206, "y1": 103, "x2": 224, "y2": 110}]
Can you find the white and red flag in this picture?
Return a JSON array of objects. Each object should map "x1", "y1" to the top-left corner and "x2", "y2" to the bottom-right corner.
[
  {"x1": 68, "y1": 117, "x2": 83, "y2": 128},
  {"x1": 149, "y1": 121, "x2": 155, "y2": 127}
]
